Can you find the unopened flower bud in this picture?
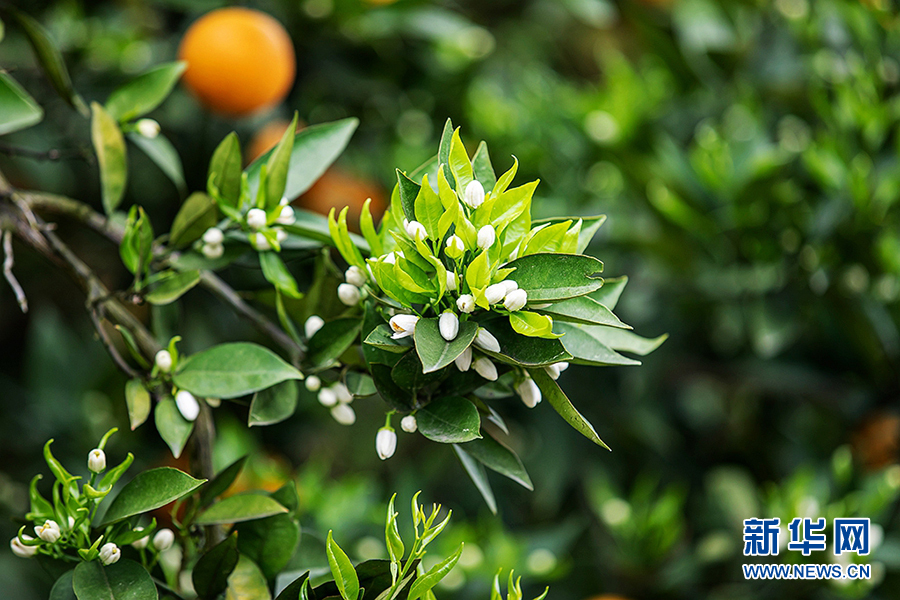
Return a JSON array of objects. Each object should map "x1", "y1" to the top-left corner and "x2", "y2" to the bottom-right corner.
[
  {"x1": 389, "y1": 314, "x2": 419, "y2": 339},
  {"x1": 382, "y1": 251, "x2": 397, "y2": 265},
  {"x1": 338, "y1": 283, "x2": 361, "y2": 306},
  {"x1": 318, "y1": 387, "x2": 338, "y2": 407},
  {"x1": 153, "y1": 529, "x2": 175, "y2": 552},
  {"x1": 475, "y1": 328, "x2": 501, "y2": 353},
  {"x1": 276, "y1": 205, "x2": 296, "y2": 225},
  {"x1": 455, "y1": 346, "x2": 472, "y2": 372},
  {"x1": 136, "y1": 119, "x2": 160, "y2": 139},
  {"x1": 477, "y1": 225, "x2": 495, "y2": 249},
  {"x1": 202, "y1": 227, "x2": 224, "y2": 245},
  {"x1": 503, "y1": 289, "x2": 528, "y2": 311},
  {"x1": 247, "y1": 208, "x2": 267, "y2": 230},
  {"x1": 400, "y1": 415, "x2": 418, "y2": 433},
  {"x1": 557, "y1": 362, "x2": 569, "y2": 372},
  {"x1": 457, "y1": 294, "x2": 475, "y2": 314},
  {"x1": 201, "y1": 243, "x2": 224, "y2": 259},
  {"x1": 331, "y1": 403, "x2": 356, "y2": 425},
  {"x1": 376, "y1": 427, "x2": 397, "y2": 460},
  {"x1": 485, "y1": 283, "x2": 507, "y2": 305},
  {"x1": 333, "y1": 382, "x2": 353, "y2": 404},
  {"x1": 131, "y1": 527, "x2": 149, "y2": 550},
  {"x1": 88, "y1": 448, "x2": 106, "y2": 473},
  {"x1": 516, "y1": 377, "x2": 542, "y2": 408},
  {"x1": 439, "y1": 312, "x2": 459, "y2": 341},
  {"x1": 473, "y1": 357, "x2": 498, "y2": 381},
  {"x1": 155, "y1": 350, "x2": 173, "y2": 373},
  {"x1": 10, "y1": 536, "x2": 38, "y2": 558},
  {"x1": 345, "y1": 266, "x2": 367, "y2": 287},
  {"x1": 175, "y1": 390, "x2": 200, "y2": 422},
  {"x1": 502, "y1": 280, "x2": 519, "y2": 294},
  {"x1": 305, "y1": 375, "x2": 322, "y2": 392},
  {"x1": 446, "y1": 271, "x2": 458, "y2": 291},
  {"x1": 99, "y1": 542, "x2": 121, "y2": 565},
  {"x1": 205, "y1": 397, "x2": 221, "y2": 408},
  {"x1": 274, "y1": 228, "x2": 288, "y2": 243},
  {"x1": 445, "y1": 235, "x2": 465, "y2": 259},
  {"x1": 405, "y1": 220, "x2": 427, "y2": 240},
  {"x1": 35, "y1": 520, "x2": 60, "y2": 544},
  {"x1": 304, "y1": 315, "x2": 325, "y2": 338},
  {"x1": 544, "y1": 364, "x2": 561, "y2": 380},
  {"x1": 464, "y1": 180, "x2": 486, "y2": 208},
  {"x1": 251, "y1": 233, "x2": 271, "y2": 251}
]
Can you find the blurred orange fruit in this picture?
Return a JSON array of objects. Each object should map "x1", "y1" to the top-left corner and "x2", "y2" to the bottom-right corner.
[
  {"x1": 178, "y1": 8, "x2": 296, "y2": 117},
  {"x1": 246, "y1": 118, "x2": 305, "y2": 165},
  {"x1": 852, "y1": 411, "x2": 900, "y2": 470},
  {"x1": 301, "y1": 168, "x2": 387, "y2": 230}
]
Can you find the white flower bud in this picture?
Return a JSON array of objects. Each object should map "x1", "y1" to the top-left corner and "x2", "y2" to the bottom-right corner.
[
  {"x1": 155, "y1": 350, "x2": 173, "y2": 373},
  {"x1": 88, "y1": 448, "x2": 106, "y2": 474},
  {"x1": 473, "y1": 357, "x2": 498, "y2": 381},
  {"x1": 279, "y1": 197, "x2": 290, "y2": 206},
  {"x1": 333, "y1": 382, "x2": 353, "y2": 404},
  {"x1": 503, "y1": 289, "x2": 527, "y2": 311},
  {"x1": 136, "y1": 118, "x2": 160, "y2": 139},
  {"x1": 338, "y1": 283, "x2": 361, "y2": 306},
  {"x1": 304, "y1": 315, "x2": 325, "y2": 338},
  {"x1": 456, "y1": 294, "x2": 475, "y2": 314},
  {"x1": 318, "y1": 387, "x2": 338, "y2": 407},
  {"x1": 439, "y1": 312, "x2": 459, "y2": 341},
  {"x1": 557, "y1": 361, "x2": 569, "y2": 372},
  {"x1": 276, "y1": 205, "x2": 295, "y2": 225},
  {"x1": 445, "y1": 235, "x2": 465, "y2": 258},
  {"x1": 405, "y1": 220, "x2": 427, "y2": 240},
  {"x1": 382, "y1": 251, "x2": 397, "y2": 265},
  {"x1": 544, "y1": 364, "x2": 561, "y2": 380},
  {"x1": 251, "y1": 233, "x2": 271, "y2": 251},
  {"x1": 153, "y1": 529, "x2": 175, "y2": 552},
  {"x1": 206, "y1": 397, "x2": 221, "y2": 408},
  {"x1": 376, "y1": 427, "x2": 397, "y2": 460},
  {"x1": 201, "y1": 243, "x2": 224, "y2": 259},
  {"x1": 389, "y1": 314, "x2": 419, "y2": 339},
  {"x1": 474, "y1": 328, "x2": 501, "y2": 353},
  {"x1": 175, "y1": 390, "x2": 200, "y2": 422},
  {"x1": 502, "y1": 280, "x2": 519, "y2": 294},
  {"x1": 485, "y1": 283, "x2": 507, "y2": 305},
  {"x1": 464, "y1": 180, "x2": 486, "y2": 208},
  {"x1": 400, "y1": 415, "x2": 418, "y2": 433},
  {"x1": 446, "y1": 271, "x2": 458, "y2": 291},
  {"x1": 345, "y1": 266, "x2": 367, "y2": 287},
  {"x1": 35, "y1": 520, "x2": 60, "y2": 544},
  {"x1": 247, "y1": 208, "x2": 267, "y2": 230},
  {"x1": 10, "y1": 536, "x2": 38, "y2": 558},
  {"x1": 202, "y1": 227, "x2": 224, "y2": 245},
  {"x1": 67, "y1": 516, "x2": 75, "y2": 530},
  {"x1": 99, "y1": 542, "x2": 121, "y2": 565},
  {"x1": 516, "y1": 377, "x2": 542, "y2": 408},
  {"x1": 131, "y1": 527, "x2": 149, "y2": 550},
  {"x1": 455, "y1": 346, "x2": 472, "y2": 372},
  {"x1": 305, "y1": 375, "x2": 322, "y2": 392},
  {"x1": 275, "y1": 228, "x2": 288, "y2": 243},
  {"x1": 331, "y1": 403, "x2": 356, "y2": 425},
  {"x1": 477, "y1": 225, "x2": 495, "y2": 249}
]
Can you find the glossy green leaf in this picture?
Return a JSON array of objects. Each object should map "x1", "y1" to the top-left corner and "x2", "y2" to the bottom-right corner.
[
  {"x1": 482, "y1": 319, "x2": 572, "y2": 367},
  {"x1": 530, "y1": 367, "x2": 608, "y2": 449},
  {"x1": 363, "y1": 324, "x2": 413, "y2": 353},
  {"x1": 589, "y1": 275, "x2": 627, "y2": 310},
  {"x1": 169, "y1": 192, "x2": 217, "y2": 248},
  {"x1": 346, "y1": 372, "x2": 377, "y2": 397},
  {"x1": 326, "y1": 530, "x2": 359, "y2": 600},
  {"x1": 124, "y1": 379, "x2": 150, "y2": 431},
  {"x1": 259, "y1": 252, "x2": 302, "y2": 299},
  {"x1": 0, "y1": 71, "x2": 43, "y2": 135},
  {"x1": 472, "y1": 141, "x2": 497, "y2": 192},
  {"x1": 414, "y1": 173, "x2": 443, "y2": 239},
  {"x1": 235, "y1": 513, "x2": 300, "y2": 581},
  {"x1": 457, "y1": 435, "x2": 533, "y2": 490},
  {"x1": 199, "y1": 456, "x2": 248, "y2": 507},
  {"x1": 582, "y1": 326, "x2": 667, "y2": 356},
  {"x1": 414, "y1": 317, "x2": 478, "y2": 374},
  {"x1": 174, "y1": 342, "x2": 303, "y2": 398},
  {"x1": 195, "y1": 493, "x2": 288, "y2": 525},
  {"x1": 91, "y1": 103, "x2": 128, "y2": 215},
  {"x1": 50, "y1": 570, "x2": 76, "y2": 600},
  {"x1": 249, "y1": 380, "x2": 298, "y2": 427},
  {"x1": 505, "y1": 253, "x2": 604, "y2": 302},
  {"x1": 274, "y1": 572, "x2": 309, "y2": 600},
  {"x1": 144, "y1": 270, "x2": 200, "y2": 305},
  {"x1": 532, "y1": 215, "x2": 606, "y2": 254},
  {"x1": 536, "y1": 295, "x2": 629, "y2": 328},
  {"x1": 554, "y1": 322, "x2": 641, "y2": 366},
  {"x1": 73, "y1": 559, "x2": 157, "y2": 600},
  {"x1": 226, "y1": 556, "x2": 272, "y2": 600},
  {"x1": 396, "y1": 169, "x2": 420, "y2": 222},
  {"x1": 509, "y1": 311, "x2": 559, "y2": 339},
  {"x1": 390, "y1": 350, "x2": 445, "y2": 392},
  {"x1": 418, "y1": 397, "x2": 481, "y2": 444},
  {"x1": 305, "y1": 318, "x2": 362, "y2": 369},
  {"x1": 448, "y1": 127, "x2": 474, "y2": 191},
  {"x1": 119, "y1": 206, "x2": 153, "y2": 276},
  {"x1": 128, "y1": 133, "x2": 187, "y2": 195},
  {"x1": 102, "y1": 467, "x2": 204, "y2": 524},
  {"x1": 193, "y1": 533, "x2": 240, "y2": 600},
  {"x1": 209, "y1": 132, "x2": 242, "y2": 207},
  {"x1": 153, "y1": 397, "x2": 194, "y2": 459},
  {"x1": 453, "y1": 445, "x2": 497, "y2": 514},
  {"x1": 106, "y1": 62, "x2": 185, "y2": 122},
  {"x1": 265, "y1": 113, "x2": 298, "y2": 209},
  {"x1": 437, "y1": 118, "x2": 454, "y2": 187},
  {"x1": 408, "y1": 544, "x2": 463, "y2": 600}
]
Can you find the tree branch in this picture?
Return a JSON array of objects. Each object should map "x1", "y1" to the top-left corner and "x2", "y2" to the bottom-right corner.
[{"x1": 2, "y1": 230, "x2": 28, "y2": 312}]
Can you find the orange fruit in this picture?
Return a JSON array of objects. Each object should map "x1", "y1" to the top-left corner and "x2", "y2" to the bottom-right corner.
[
  {"x1": 852, "y1": 411, "x2": 900, "y2": 470},
  {"x1": 246, "y1": 118, "x2": 306, "y2": 164},
  {"x1": 301, "y1": 168, "x2": 387, "y2": 230},
  {"x1": 178, "y1": 8, "x2": 296, "y2": 117}
]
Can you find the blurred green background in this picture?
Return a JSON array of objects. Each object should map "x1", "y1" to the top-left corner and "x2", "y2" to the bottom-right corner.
[{"x1": 3, "y1": 0, "x2": 900, "y2": 598}]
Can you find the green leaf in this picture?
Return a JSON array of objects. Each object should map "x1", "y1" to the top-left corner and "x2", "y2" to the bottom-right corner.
[
  {"x1": 258, "y1": 252, "x2": 302, "y2": 299},
  {"x1": 105, "y1": 62, "x2": 186, "y2": 122},
  {"x1": 265, "y1": 113, "x2": 298, "y2": 209},
  {"x1": 408, "y1": 544, "x2": 463, "y2": 600},
  {"x1": 414, "y1": 318, "x2": 478, "y2": 374},
  {"x1": 457, "y1": 435, "x2": 533, "y2": 490},
  {"x1": 532, "y1": 215, "x2": 606, "y2": 254},
  {"x1": 482, "y1": 319, "x2": 572, "y2": 367},
  {"x1": 169, "y1": 192, "x2": 217, "y2": 248},
  {"x1": 102, "y1": 467, "x2": 204, "y2": 524},
  {"x1": 249, "y1": 380, "x2": 298, "y2": 427},
  {"x1": 124, "y1": 379, "x2": 150, "y2": 430},
  {"x1": 418, "y1": 397, "x2": 481, "y2": 444},
  {"x1": 274, "y1": 572, "x2": 309, "y2": 600},
  {"x1": 144, "y1": 270, "x2": 200, "y2": 305},
  {"x1": 326, "y1": 530, "x2": 360, "y2": 600},
  {"x1": 119, "y1": 206, "x2": 153, "y2": 276},
  {"x1": 448, "y1": 128, "x2": 474, "y2": 192},
  {"x1": 0, "y1": 71, "x2": 43, "y2": 135},
  {"x1": 154, "y1": 397, "x2": 194, "y2": 459},
  {"x1": 195, "y1": 494, "x2": 288, "y2": 525},
  {"x1": 385, "y1": 494, "x2": 404, "y2": 563},
  {"x1": 553, "y1": 322, "x2": 641, "y2": 366},
  {"x1": 509, "y1": 311, "x2": 559, "y2": 339},
  {"x1": 128, "y1": 133, "x2": 187, "y2": 195},
  {"x1": 91, "y1": 102, "x2": 128, "y2": 215},
  {"x1": 390, "y1": 351, "x2": 445, "y2": 392},
  {"x1": 346, "y1": 372, "x2": 377, "y2": 397},
  {"x1": 535, "y1": 295, "x2": 629, "y2": 328},
  {"x1": 305, "y1": 318, "x2": 362, "y2": 369},
  {"x1": 10, "y1": 10, "x2": 86, "y2": 114},
  {"x1": 235, "y1": 513, "x2": 300, "y2": 581},
  {"x1": 50, "y1": 570, "x2": 76, "y2": 600},
  {"x1": 209, "y1": 132, "x2": 242, "y2": 207},
  {"x1": 472, "y1": 141, "x2": 497, "y2": 192},
  {"x1": 247, "y1": 118, "x2": 358, "y2": 200},
  {"x1": 529, "y1": 367, "x2": 608, "y2": 449},
  {"x1": 396, "y1": 169, "x2": 420, "y2": 222},
  {"x1": 363, "y1": 324, "x2": 413, "y2": 353},
  {"x1": 437, "y1": 118, "x2": 454, "y2": 188},
  {"x1": 505, "y1": 253, "x2": 603, "y2": 302},
  {"x1": 199, "y1": 456, "x2": 248, "y2": 507},
  {"x1": 174, "y1": 342, "x2": 303, "y2": 399},
  {"x1": 193, "y1": 533, "x2": 240, "y2": 600},
  {"x1": 226, "y1": 556, "x2": 272, "y2": 600},
  {"x1": 589, "y1": 275, "x2": 627, "y2": 310},
  {"x1": 453, "y1": 445, "x2": 497, "y2": 514},
  {"x1": 73, "y1": 559, "x2": 157, "y2": 600},
  {"x1": 582, "y1": 326, "x2": 668, "y2": 356},
  {"x1": 414, "y1": 173, "x2": 443, "y2": 239}
]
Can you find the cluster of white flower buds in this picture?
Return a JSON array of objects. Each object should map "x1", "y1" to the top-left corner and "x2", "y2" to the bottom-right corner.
[
  {"x1": 201, "y1": 227, "x2": 225, "y2": 259},
  {"x1": 245, "y1": 199, "x2": 295, "y2": 252},
  {"x1": 338, "y1": 265, "x2": 367, "y2": 306},
  {"x1": 131, "y1": 527, "x2": 175, "y2": 553},
  {"x1": 484, "y1": 279, "x2": 527, "y2": 311},
  {"x1": 317, "y1": 380, "x2": 356, "y2": 425}
]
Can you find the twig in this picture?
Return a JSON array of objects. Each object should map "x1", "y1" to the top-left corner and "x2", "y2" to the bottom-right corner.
[
  {"x1": 0, "y1": 143, "x2": 81, "y2": 162},
  {"x1": 89, "y1": 308, "x2": 139, "y2": 379},
  {"x1": 2, "y1": 230, "x2": 28, "y2": 312}
]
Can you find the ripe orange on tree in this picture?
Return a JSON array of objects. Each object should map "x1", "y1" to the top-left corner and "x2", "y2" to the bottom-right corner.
[{"x1": 178, "y1": 8, "x2": 296, "y2": 117}]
